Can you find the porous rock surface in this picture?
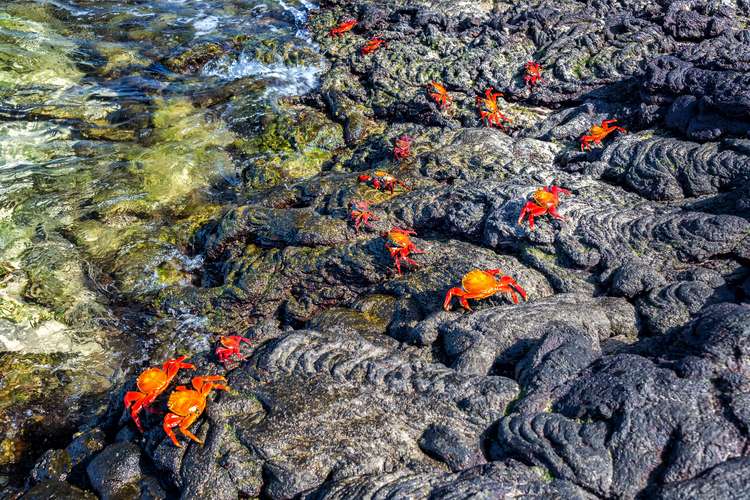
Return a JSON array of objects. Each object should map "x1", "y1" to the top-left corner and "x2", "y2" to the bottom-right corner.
[{"x1": 26, "y1": 0, "x2": 750, "y2": 498}]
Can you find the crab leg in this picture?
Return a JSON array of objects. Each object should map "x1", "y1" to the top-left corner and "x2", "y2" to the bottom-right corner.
[
  {"x1": 548, "y1": 205, "x2": 564, "y2": 221},
  {"x1": 393, "y1": 254, "x2": 403, "y2": 275},
  {"x1": 179, "y1": 422, "x2": 204, "y2": 445},
  {"x1": 500, "y1": 277, "x2": 528, "y2": 303},
  {"x1": 401, "y1": 256, "x2": 419, "y2": 267},
  {"x1": 206, "y1": 383, "x2": 230, "y2": 392},
  {"x1": 123, "y1": 392, "x2": 148, "y2": 432},
  {"x1": 443, "y1": 288, "x2": 471, "y2": 311},
  {"x1": 163, "y1": 413, "x2": 185, "y2": 447},
  {"x1": 551, "y1": 186, "x2": 571, "y2": 197}
]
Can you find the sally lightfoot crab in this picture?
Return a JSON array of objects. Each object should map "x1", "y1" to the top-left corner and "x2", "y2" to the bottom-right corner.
[
  {"x1": 428, "y1": 82, "x2": 452, "y2": 110},
  {"x1": 524, "y1": 61, "x2": 543, "y2": 86},
  {"x1": 163, "y1": 375, "x2": 230, "y2": 447},
  {"x1": 349, "y1": 200, "x2": 378, "y2": 231},
  {"x1": 215, "y1": 335, "x2": 252, "y2": 367},
  {"x1": 518, "y1": 185, "x2": 572, "y2": 230},
  {"x1": 358, "y1": 170, "x2": 409, "y2": 194},
  {"x1": 444, "y1": 269, "x2": 527, "y2": 311},
  {"x1": 384, "y1": 227, "x2": 425, "y2": 275},
  {"x1": 123, "y1": 356, "x2": 195, "y2": 432},
  {"x1": 580, "y1": 119, "x2": 626, "y2": 151},
  {"x1": 361, "y1": 37, "x2": 386, "y2": 55},
  {"x1": 328, "y1": 19, "x2": 357, "y2": 37},
  {"x1": 476, "y1": 88, "x2": 512, "y2": 129},
  {"x1": 393, "y1": 135, "x2": 413, "y2": 161}
]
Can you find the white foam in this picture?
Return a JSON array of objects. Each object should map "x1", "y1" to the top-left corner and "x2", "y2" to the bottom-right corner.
[
  {"x1": 193, "y1": 15, "x2": 219, "y2": 37},
  {"x1": 203, "y1": 52, "x2": 321, "y2": 97}
]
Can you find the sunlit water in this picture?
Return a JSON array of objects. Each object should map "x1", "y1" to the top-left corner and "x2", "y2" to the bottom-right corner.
[{"x1": 0, "y1": 0, "x2": 320, "y2": 477}]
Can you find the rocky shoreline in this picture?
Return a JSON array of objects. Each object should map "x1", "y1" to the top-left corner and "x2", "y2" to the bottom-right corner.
[{"x1": 11, "y1": 0, "x2": 750, "y2": 498}]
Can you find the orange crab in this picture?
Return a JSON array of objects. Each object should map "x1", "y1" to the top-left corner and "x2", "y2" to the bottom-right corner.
[
  {"x1": 524, "y1": 61, "x2": 543, "y2": 86},
  {"x1": 123, "y1": 356, "x2": 195, "y2": 432},
  {"x1": 393, "y1": 135, "x2": 413, "y2": 161},
  {"x1": 580, "y1": 119, "x2": 626, "y2": 151},
  {"x1": 215, "y1": 336, "x2": 252, "y2": 366},
  {"x1": 476, "y1": 88, "x2": 512, "y2": 129},
  {"x1": 444, "y1": 269, "x2": 527, "y2": 311},
  {"x1": 384, "y1": 227, "x2": 425, "y2": 275},
  {"x1": 361, "y1": 37, "x2": 386, "y2": 55},
  {"x1": 328, "y1": 19, "x2": 358, "y2": 37},
  {"x1": 358, "y1": 170, "x2": 409, "y2": 194},
  {"x1": 163, "y1": 375, "x2": 230, "y2": 447},
  {"x1": 428, "y1": 82, "x2": 452, "y2": 110},
  {"x1": 350, "y1": 200, "x2": 378, "y2": 231},
  {"x1": 518, "y1": 185, "x2": 572, "y2": 230}
]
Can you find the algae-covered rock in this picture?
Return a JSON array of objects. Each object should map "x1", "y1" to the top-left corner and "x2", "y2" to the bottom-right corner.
[
  {"x1": 164, "y1": 42, "x2": 229, "y2": 74},
  {"x1": 0, "y1": 352, "x2": 110, "y2": 481},
  {"x1": 238, "y1": 103, "x2": 344, "y2": 189}
]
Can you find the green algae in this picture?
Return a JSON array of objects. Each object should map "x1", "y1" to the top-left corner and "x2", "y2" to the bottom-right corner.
[{"x1": 238, "y1": 104, "x2": 344, "y2": 188}]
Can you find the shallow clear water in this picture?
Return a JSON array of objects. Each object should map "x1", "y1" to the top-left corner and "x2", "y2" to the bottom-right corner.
[{"x1": 0, "y1": 0, "x2": 320, "y2": 475}]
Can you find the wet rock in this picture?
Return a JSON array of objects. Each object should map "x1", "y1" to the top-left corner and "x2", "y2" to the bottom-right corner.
[
  {"x1": 29, "y1": 428, "x2": 105, "y2": 484},
  {"x1": 237, "y1": 104, "x2": 345, "y2": 190},
  {"x1": 29, "y1": 449, "x2": 72, "y2": 483},
  {"x1": 0, "y1": 353, "x2": 107, "y2": 482},
  {"x1": 164, "y1": 39, "x2": 240, "y2": 74},
  {"x1": 16, "y1": 0, "x2": 750, "y2": 497},
  {"x1": 86, "y1": 442, "x2": 143, "y2": 500},
  {"x1": 21, "y1": 480, "x2": 96, "y2": 499}
]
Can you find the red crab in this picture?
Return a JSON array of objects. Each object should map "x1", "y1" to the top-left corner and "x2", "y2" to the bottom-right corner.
[
  {"x1": 384, "y1": 227, "x2": 425, "y2": 275},
  {"x1": 524, "y1": 61, "x2": 543, "y2": 86},
  {"x1": 393, "y1": 135, "x2": 413, "y2": 161},
  {"x1": 215, "y1": 335, "x2": 252, "y2": 366},
  {"x1": 476, "y1": 88, "x2": 512, "y2": 129},
  {"x1": 444, "y1": 269, "x2": 528, "y2": 311},
  {"x1": 123, "y1": 356, "x2": 195, "y2": 432},
  {"x1": 580, "y1": 119, "x2": 626, "y2": 151},
  {"x1": 163, "y1": 375, "x2": 230, "y2": 447},
  {"x1": 518, "y1": 185, "x2": 572, "y2": 230},
  {"x1": 328, "y1": 19, "x2": 358, "y2": 37},
  {"x1": 428, "y1": 82, "x2": 452, "y2": 110},
  {"x1": 358, "y1": 170, "x2": 409, "y2": 194},
  {"x1": 361, "y1": 37, "x2": 386, "y2": 55},
  {"x1": 350, "y1": 200, "x2": 378, "y2": 231}
]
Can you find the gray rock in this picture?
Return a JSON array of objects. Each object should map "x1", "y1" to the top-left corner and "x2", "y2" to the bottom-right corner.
[
  {"x1": 86, "y1": 443, "x2": 143, "y2": 500},
  {"x1": 440, "y1": 294, "x2": 636, "y2": 376}
]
